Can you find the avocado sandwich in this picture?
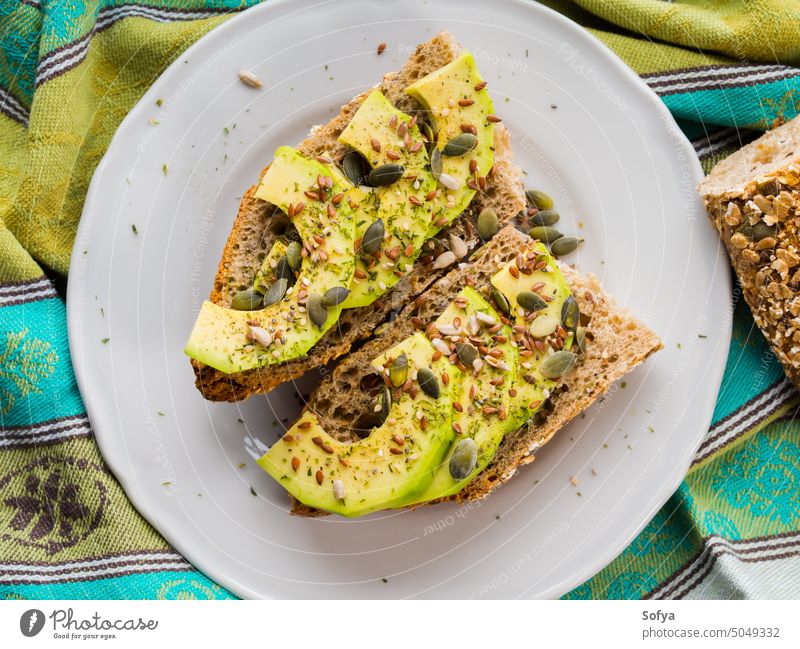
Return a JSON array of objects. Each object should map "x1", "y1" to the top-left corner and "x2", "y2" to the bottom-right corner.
[{"x1": 184, "y1": 33, "x2": 662, "y2": 517}]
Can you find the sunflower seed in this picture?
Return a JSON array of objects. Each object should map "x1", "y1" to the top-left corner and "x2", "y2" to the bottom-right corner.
[
  {"x1": 389, "y1": 354, "x2": 408, "y2": 387},
  {"x1": 238, "y1": 69, "x2": 263, "y2": 88},
  {"x1": 332, "y1": 479, "x2": 346, "y2": 500},
  {"x1": 249, "y1": 326, "x2": 273, "y2": 348},
  {"x1": 561, "y1": 295, "x2": 580, "y2": 332},
  {"x1": 367, "y1": 163, "x2": 405, "y2": 186},
  {"x1": 517, "y1": 290, "x2": 547, "y2": 312},
  {"x1": 307, "y1": 293, "x2": 328, "y2": 329},
  {"x1": 231, "y1": 288, "x2": 264, "y2": 311},
  {"x1": 550, "y1": 236, "x2": 583, "y2": 256},
  {"x1": 529, "y1": 314, "x2": 560, "y2": 338},
  {"x1": 525, "y1": 189, "x2": 554, "y2": 210},
  {"x1": 417, "y1": 368, "x2": 440, "y2": 398},
  {"x1": 361, "y1": 219, "x2": 385, "y2": 254},
  {"x1": 455, "y1": 342, "x2": 479, "y2": 367},
  {"x1": 437, "y1": 172, "x2": 462, "y2": 191},
  {"x1": 432, "y1": 338, "x2": 452, "y2": 356},
  {"x1": 540, "y1": 351, "x2": 577, "y2": 379},
  {"x1": 491, "y1": 286, "x2": 510, "y2": 315},
  {"x1": 477, "y1": 207, "x2": 499, "y2": 240},
  {"x1": 342, "y1": 150, "x2": 370, "y2": 186},
  {"x1": 442, "y1": 133, "x2": 478, "y2": 156},
  {"x1": 475, "y1": 311, "x2": 496, "y2": 325},
  {"x1": 433, "y1": 250, "x2": 457, "y2": 269},
  {"x1": 322, "y1": 286, "x2": 351, "y2": 307},
  {"x1": 531, "y1": 209, "x2": 560, "y2": 227},
  {"x1": 285, "y1": 241, "x2": 303, "y2": 271},
  {"x1": 448, "y1": 233, "x2": 468, "y2": 259},
  {"x1": 449, "y1": 438, "x2": 478, "y2": 480},
  {"x1": 528, "y1": 226, "x2": 563, "y2": 244},
  {"x1": 264, "y1": 277, "x2": 288, "y2": 306}
]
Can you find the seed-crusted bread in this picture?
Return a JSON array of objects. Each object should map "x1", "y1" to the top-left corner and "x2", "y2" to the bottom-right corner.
[
  {"x1": 192, "y1": 32, "x2": 525, "y2": 402},
  {"x1": 290, "y1": 225, "x2": 663, "y2": 516},
  {"x1": 699, "y1": 116, "x2": 800, "y2": 389}
]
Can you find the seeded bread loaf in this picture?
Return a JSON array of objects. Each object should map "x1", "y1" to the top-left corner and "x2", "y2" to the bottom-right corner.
[
  {"x1": 290, "y1": 225, "x2": 663, "y2": 516},
  {"x1": 193, "y1": 32, "x2": 525, "y2": 402},
  {"x1": 700, "y1": 116, "x2": 800, "y2": 389}
]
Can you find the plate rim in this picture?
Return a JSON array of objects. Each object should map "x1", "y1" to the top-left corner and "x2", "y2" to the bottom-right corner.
[{"x1": 67, "y1": 0, "x2": 732, "y2": 599}]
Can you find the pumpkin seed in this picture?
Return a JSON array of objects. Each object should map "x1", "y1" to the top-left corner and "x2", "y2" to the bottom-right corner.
[
  {"x1": 420, "y1": 120, "x2": 436, "y2": 145},
  {"x1": 529, "y1": 314, "x2": 560, "y2": 338},
  {"x1": 561, "y1": 295, "x2": 580, "y2": 332},
  {"x1": 531, "y1": 209, "x2": 560, "y2": 227},
  {"x1": 342, "y1": 150, "x2": 370, "y2": 186},
  {"x1": 231, "y1": 288, "x2": 264, "y2": 311},
  {"x1": 477, "y1": 207, "x2": 499, "y2": 240},
  {"x1": 575, "y1": 326, "x2": 587, "y2": 355},
  {"x1": 430, "y1": 147, "x2": 443, "y2": 180},
  {"x1": 550, "y1": 236, "x2": 583, "y2": 256},
  {"x1": 322, "y1": 286, "x2": 351, "y2": 307},
  {"x1": 442, "y1": 133, "x2": 478, "y2": 156},
  {"x1": 379, "y1": 387, "x2": 391, "y2": 423},
  {"x1": 449, "y1": 438, "x2": 478, "y2": 480},
  {"x1": 540, "y1": 351, "x2": 577, "y2": 379},
  {"x1": 275, "y1": 256, "x2": 294, "y2": 282},
  {"x1": 491, "y1": 286, "x2": 510, "y2": 315},
  {"x1": 528, "y1": 226, "x2": 563, "y2": 244},
  {"x1": 361, "y1": 219, "x2": 385, "y2": 254},
  {"x1": 417, "y1": 368, "x2": 440, "y2": 399},
  {"x1": 285, "y1": 241, "x2": 302, "y2": 271},
  {"x1": 367, "y1": 163, "x2": 405, "y2": 187},
  {"x1": 307, "y1": 293, "x2": 328, "y2": 329},
  {"x1": 740, "y1": 221, "x2": 776, "y2": 241},
  {"x1": 517, "y1": 290, "x2": 547, "y2": 312},
  {"x1": 525, "y1": 189, "x2": 554, "y2": 210},
  {"x1": 389, "y1": 354, "x2": 408, "y2": 387},
  {"x1": 264, "y1": 277, "x2": 288, "y2": 306},
  {"x1": 455, "y1": 342, "x2": 479, "y2": 367}
]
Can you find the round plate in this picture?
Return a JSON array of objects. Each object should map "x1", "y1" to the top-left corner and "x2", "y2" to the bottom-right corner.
[{"x1": 68, "y1": 0, "x2": 731, "y2": 599}]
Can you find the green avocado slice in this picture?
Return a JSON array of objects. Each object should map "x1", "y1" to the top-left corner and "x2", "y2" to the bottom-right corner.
[
  {"x1": 258, "y1": 332, "x2": 462, "y2": 517},
  {"x1": 404, "y1": 286, "x2": 515, "y2": 504},
  {"x1": 184, "y1": 147, "x2": 356, "y2": 373},
  {"x1": 338, "y1": 91, "x2": 436, "y2": 308},
  {"x1": 405, "y1": 51, "x2": 494, "y2": 236}
]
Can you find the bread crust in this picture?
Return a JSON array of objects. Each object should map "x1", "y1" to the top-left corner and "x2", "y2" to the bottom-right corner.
[
  {"x1": 192, "y1": 33, "x2": 525, "y2": 401},
  {"x1": 289, "y1": 226, "x2": 663, "y2": 516},
  {"x1": 699, "y1": 116, "x2": 800, "y2": 389}
]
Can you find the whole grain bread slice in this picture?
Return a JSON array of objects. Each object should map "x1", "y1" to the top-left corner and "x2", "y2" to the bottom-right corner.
[
  {"x1": 192, "y1": 32, "x2": 525, "y2": 402},
  {"x1": 699, "y1": 116, "x2": 800, "y2": 390},
  {"x1": 290, "y1": 225, "x2": 663, "y2": 516}
]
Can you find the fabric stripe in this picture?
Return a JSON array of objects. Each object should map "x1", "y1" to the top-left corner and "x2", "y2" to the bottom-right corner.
[
  {"x1": 35, "y1": 4, "x2": 244, "y2": 88},
  {"x1": 0, "y1": 277, "x2": 51, "y2": 295},
  {"x1": 646, "y1": 531, "x2": 800, "y2": 600},
  {"x1": 691, "y1": 127, "x2": 758, "y2": 160},
  {"x1": 0, "y1": 278, "x2": 58, "y2": 306},
  {"x1": 691, "y1": 380, "x2": 797, "y2": 466},
  {"x1": 0, "y1": 84, "x2": 30, "y2": 126},
  {"x1": 643, "y1": 64, "x2": 800, "y2": 96},
  {"x1": 0, "y1": 414, "x2": 93, "y2": 448}
]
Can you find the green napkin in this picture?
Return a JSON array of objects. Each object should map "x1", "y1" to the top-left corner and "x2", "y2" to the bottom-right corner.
[{"x1": 1, "y1": 0, "x2": 799, "y2": 599}]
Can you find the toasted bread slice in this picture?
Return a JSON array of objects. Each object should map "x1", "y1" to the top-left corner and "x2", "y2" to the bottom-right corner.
[
  {"x1": 193, "y1": 32, "x2": 525, "y2": 401},
  {"x1": 290, "y1": 226, "x2": 663, "y2": 516},
  {"x1": 699, "y1": 116, "x2": 800, "y2": 389}
]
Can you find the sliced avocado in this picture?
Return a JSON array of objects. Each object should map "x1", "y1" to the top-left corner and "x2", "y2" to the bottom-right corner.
[
  {"x1": 338, "y1": 91, "x2": 436, "y2": 308},
  {"x1": 258, "y1": 332, "x2": 462, "y2": 517},
  {"x1": 406, "y1": 52, "x2": 494, "y2": 235},
  {"x1": 490, "y1": 243, "x2": 575, "y2": 427},
  {"x1": 405, "y1": 286, "x2": 516, "y2": 503},
  {"x1": 185, "y1": 147, "x2": 356, "y2": 373}
]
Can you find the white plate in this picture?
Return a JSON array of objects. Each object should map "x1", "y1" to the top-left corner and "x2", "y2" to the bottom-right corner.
[{"x1": 68, "y1": 0, "x2": 731, "y2": 599}]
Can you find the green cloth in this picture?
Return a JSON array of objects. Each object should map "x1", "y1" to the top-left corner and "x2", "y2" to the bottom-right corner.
[{"x1": 1, "y1": 0, "x2": 799, "y2": 599}]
